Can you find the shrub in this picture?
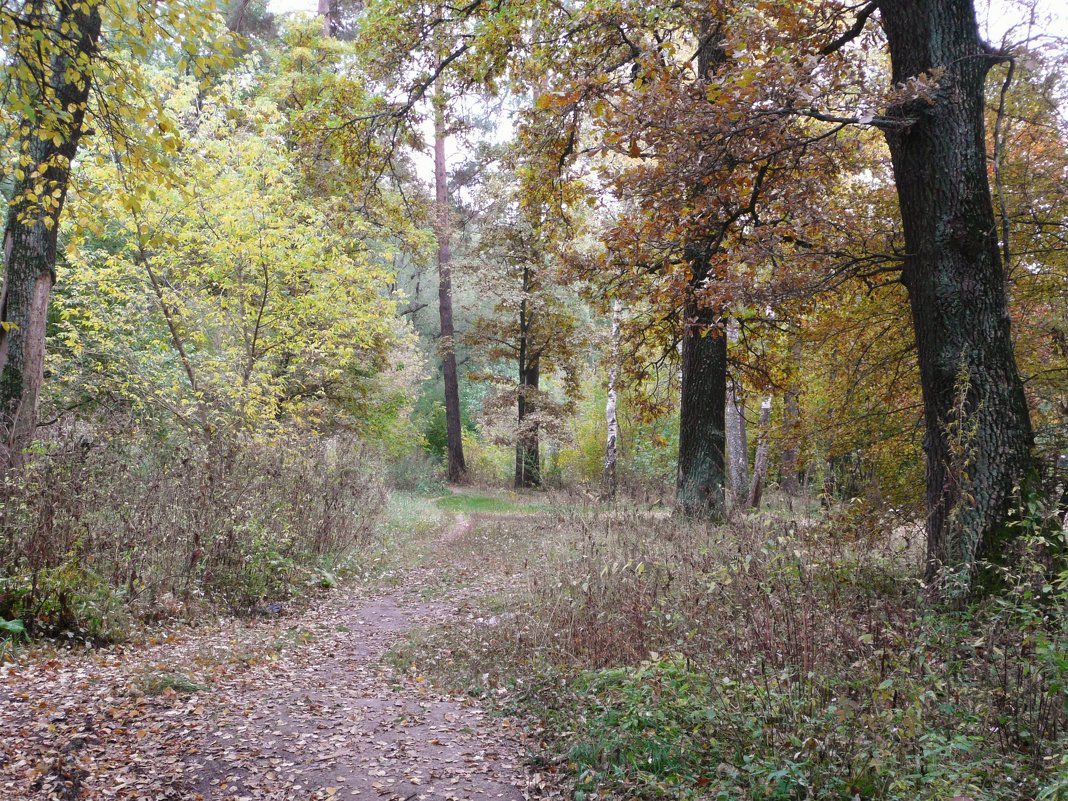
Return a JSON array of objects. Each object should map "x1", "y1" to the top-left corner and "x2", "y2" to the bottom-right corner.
[
  {"x1": 0, "y1": 426, "x2": 386, "y2": 639},
  {"x1": 396, "y1": 508, "x2": 1068, "y2": 800}
]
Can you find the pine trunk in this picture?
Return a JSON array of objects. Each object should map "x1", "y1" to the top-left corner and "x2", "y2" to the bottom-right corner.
[
  {"x1": 879, "y1": 0, "x2": 1035, "y2": 583},
  {"x1": 0, "y1": 1, "x2": 102, "y2": 468},
  {"x1": 434, "y1": 80, "x2": 466, "y2": 483}
]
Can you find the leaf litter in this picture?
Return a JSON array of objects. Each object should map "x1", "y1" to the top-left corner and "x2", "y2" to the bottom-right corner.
[{"x1": 1, "y1": 529, "x2": 559, "y2": 801}]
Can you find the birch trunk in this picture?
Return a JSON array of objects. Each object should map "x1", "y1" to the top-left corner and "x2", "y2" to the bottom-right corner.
[{"x1": 603, "y1": 299, "x2": 621, "y2": 498}]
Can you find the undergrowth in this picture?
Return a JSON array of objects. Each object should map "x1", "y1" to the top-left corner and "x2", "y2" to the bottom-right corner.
[
  {"x1": 393, "y1": 507, "x2": 1068, "y2": 800},
  {"x1": 0, "y1": 428, "x2": 387, "y2": 645}
]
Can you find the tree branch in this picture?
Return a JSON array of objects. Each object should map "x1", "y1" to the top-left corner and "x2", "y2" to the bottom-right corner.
[{"x1": 820, "y1": 1, "x2": 879, "y2": 55}]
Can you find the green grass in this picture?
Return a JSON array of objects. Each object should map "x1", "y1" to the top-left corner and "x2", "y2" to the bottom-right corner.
[
  {"x1": 143, "y1": 671, "x2": 206, "y2": 695},
  {"x1": 434, "y1": 493, "x2": 543, "y2": 514}
]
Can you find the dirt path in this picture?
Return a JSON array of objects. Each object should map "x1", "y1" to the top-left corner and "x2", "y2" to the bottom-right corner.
[{"x1": 1, "y1": 515, "x2": 542, "y2": 801}]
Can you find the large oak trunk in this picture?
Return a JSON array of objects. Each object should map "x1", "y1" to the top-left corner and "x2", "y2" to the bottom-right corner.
[
  {"x1": 879, "y1": 0, "x2": 1035, "y2": 583},
  {"x1": 676, "y1": 267, "x2": 727, "y2": 518},
  {"x1": 675, "y1": 27, "x2": 729, "y2": 519},
  {"x1": 0, "y1": 0, "x2": 102, "y2": 467}
]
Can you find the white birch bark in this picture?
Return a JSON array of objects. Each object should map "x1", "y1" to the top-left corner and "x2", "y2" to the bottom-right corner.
[
  {"x1": 725, "y1": 319, "x2": 749, "y2": 508},
  {"x1": 603, "y1": 299, "x2": 621, "y2": 497}
]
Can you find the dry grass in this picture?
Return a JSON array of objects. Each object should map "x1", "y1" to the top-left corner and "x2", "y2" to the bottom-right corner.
[
  {"x1": 395, "y1": 505, "x2": 1068, "y2": 800},
  {"x1": 0, "y1": 428, "x2": 387, "y2": 639}
]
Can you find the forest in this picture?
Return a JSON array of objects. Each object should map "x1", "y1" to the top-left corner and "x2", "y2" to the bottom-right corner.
[{"x1": 1, "y1": 0, "x2": 1067, "y2": 798}]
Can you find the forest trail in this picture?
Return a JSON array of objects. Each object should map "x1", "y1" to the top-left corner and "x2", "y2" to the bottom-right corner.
[{"x1": 1, "y1": 507, "x2": 542, "y2": 801}]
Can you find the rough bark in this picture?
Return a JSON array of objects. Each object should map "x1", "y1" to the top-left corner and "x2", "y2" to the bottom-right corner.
[
  {"x1": 603, "y1": 299, "x2": 621, "y2": 498},
  {"x1": 0, "y1": 0, "x2": 102, "y2": 467},
  {"x1": 675, "y1": 26, "x2": 729, "y2": 519},
  {"x1": 746, "y1": 396, "x2": 772, "y2": 509},
  {"x1": 725, "y1": 319, "x2": 749, "y2": 508},
  {"x1": 676, "y1": 256, "x2": 727, "y2": 518},
  {"x1": 434, "y1": 79, "x2": 466, "y2": 483},
  {"x1": 879, "y1": 0, "x2": 1035, "y2": 583}
]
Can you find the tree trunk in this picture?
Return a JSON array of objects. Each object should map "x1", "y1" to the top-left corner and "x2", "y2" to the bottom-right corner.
[
  {"x1": 515, "y1": 360, "x2": 541, "y2": 488},
  {"x1": 603, "y1": 299, "x2": 621, "y2": 498},
  {"x1": 780, "y1": 341, "x2": 802, "y2": 496},
  {"x1": 434, "y1": 79, "x2": 466, "y2": 483},
  {"x1": 515, "y1": 267, "x2": 541, "y2": 489},
  {"x1": 746, "y1": 396, "x2": 772, "y2": 509},
  {"x1": 675, "y1": 24, "x2": 729, "y2": 519},
  {"x1": 0, "y1": 0, "x2": 102, "y2": 468},
  {"x1": 317, "y1": 0, "x2": 332, "y2": 36},
  {"x1": 879, "y1": 0, "x2": 1035, "y2": 583},
  {"x1": 725, "y1": 319, "x2": 749, "y2": 508},
  {"x1": 676, "y1": 257, "x2": 727, "y2": 518}
]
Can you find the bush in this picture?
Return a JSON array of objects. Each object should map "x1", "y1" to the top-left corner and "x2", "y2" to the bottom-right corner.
[
  {"x1": 383, "y1": 446, "x2": 444, "y2": 493},
  {"x1": 395, "y1": 508, "x2": 1068, "y2": 800},
  {"x1": 0, "y1": 426, "x2": 386, "y2": 640}
]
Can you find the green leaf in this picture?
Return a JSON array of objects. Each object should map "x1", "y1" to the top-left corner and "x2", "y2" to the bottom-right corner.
[{"x1": 0, "y1": 618, "x2": 26, "y2": 637}]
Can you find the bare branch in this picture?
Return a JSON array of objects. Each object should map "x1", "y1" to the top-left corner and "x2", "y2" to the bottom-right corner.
[{"x1": 820, "y1": 1, "x2": 879, "y2": 56}]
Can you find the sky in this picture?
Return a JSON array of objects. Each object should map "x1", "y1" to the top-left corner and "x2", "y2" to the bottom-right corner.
[{"x1": 267, "y1": 0, "x2": 1068, "y2": 42}]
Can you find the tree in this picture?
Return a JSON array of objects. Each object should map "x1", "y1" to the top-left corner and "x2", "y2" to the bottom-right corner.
[
  {"x1": 603, "y1": 299, "x2": 622, "y2": 498},
  {"x1": 522, "y1": 1, "x2": 857, "y2": 518},
  {"x1": 0, "y1": 0, "x2": 103, "y2": 465},
  {"x1": 352, "y1": 0, "x2": 500, "y2": 483},
  {"x1": 725, "y1": 320, "x2": 749, "y2": 507},
  {"x1": 746, "y1": 395, "x2": 772, "y2": 509},
  {"x1": 55, "y1": 70, "x2": 401, "y2": 437},
  {"x1": 433, "y1": 77, "x2": 467, "y2": 482},
  {"x1": 465, "y1": 167, "x2": 586, "y2": 489},
  {"x1": 874, "y1": 0, "x2": 1036, "y2": 583},
  {"x1": 0, "y1": 0, "x2": 231, "y2": 465}
]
